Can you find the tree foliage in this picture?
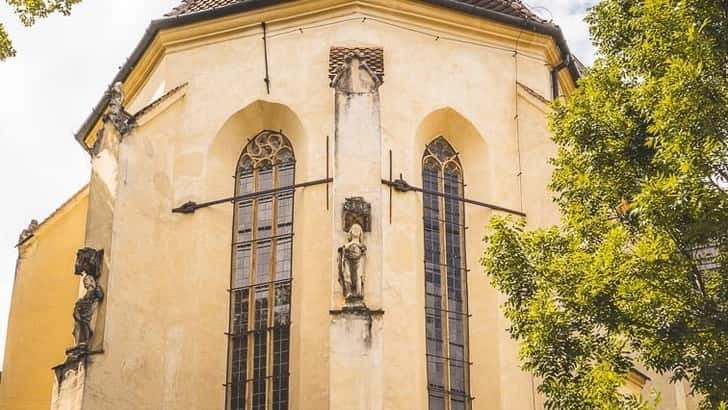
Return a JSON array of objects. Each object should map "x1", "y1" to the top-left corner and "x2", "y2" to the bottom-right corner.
[
  {"x1": 482, "y1": 0, "x2": 728, "y2": 408},
  {"x1": 0, "y1": 0, "x2": 82, "y2": 60}
]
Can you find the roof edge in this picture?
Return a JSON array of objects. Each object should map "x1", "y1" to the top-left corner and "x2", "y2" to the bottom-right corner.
[
  {"x1": 74, "y1": 0, "x2": 580, "y2": 151},
  {"x1": 420, "y1": 0, "x2": 580, "y2": 77},
  {"x1": 73, "y1": 0, "x2": 293, "y2": 152},
  {"x1": 16, "y1": 184, "x2": 90, "y2": 247}
]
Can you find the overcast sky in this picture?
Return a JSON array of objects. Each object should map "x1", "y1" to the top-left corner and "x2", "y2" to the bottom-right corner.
[{"x1": 0, "y1": 0, "x2": 596, "y2": 368}]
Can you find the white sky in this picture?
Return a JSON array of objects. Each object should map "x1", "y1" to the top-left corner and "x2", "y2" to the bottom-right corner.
[{"x1": 0, "y1": 0, "x2": 596, "y2": 368}]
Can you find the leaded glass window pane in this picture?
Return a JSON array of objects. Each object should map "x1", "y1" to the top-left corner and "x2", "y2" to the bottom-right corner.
[
  {"x1": 422, "y1": 137, "x2": 471, "y2": 410},
  {"x1": 227, "y1": 131, "x2": 294, "y2": 410}
]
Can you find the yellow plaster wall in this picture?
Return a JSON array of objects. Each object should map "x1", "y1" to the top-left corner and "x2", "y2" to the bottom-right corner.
[{"x1": 0, "y1": 187, "x2": 89, "y2": 410}]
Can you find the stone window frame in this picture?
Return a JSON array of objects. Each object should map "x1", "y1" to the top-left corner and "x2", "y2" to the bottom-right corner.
[
  {"x1": 226, "y1": 130, "x2": 295, "y2": 410},
  {"x1": 422, "y1": 136, "x2": 472, "y2": 410}
]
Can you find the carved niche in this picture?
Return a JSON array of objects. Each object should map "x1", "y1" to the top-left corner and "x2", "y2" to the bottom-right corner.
[{"x1": 74, "y1": 247, "x2": 103, "y2": 279}]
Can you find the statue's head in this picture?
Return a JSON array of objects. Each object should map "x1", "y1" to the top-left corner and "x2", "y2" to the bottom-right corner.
[
  {"x1": 82, "y1": 275, "x2": 96, "y2": 290},
  {"x1": 112, "y1": 81, "x2": 123, "y2": 95},
  {"x1": 348, "y1": 223, "x2": 363, "y2": 241}
]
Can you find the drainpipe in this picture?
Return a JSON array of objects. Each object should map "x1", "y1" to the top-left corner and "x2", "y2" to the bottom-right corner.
[{"x1": 551, "y1": 53, "x2": 572, "y2": 100}]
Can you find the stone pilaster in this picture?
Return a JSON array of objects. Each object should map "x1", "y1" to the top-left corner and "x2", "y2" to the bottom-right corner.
[
  {"x1": 329, "y1": 50, "x2": 385, "y2": 410},
  {"x1": 51, "y1": 83, "x2": 126, "y2": 410}
]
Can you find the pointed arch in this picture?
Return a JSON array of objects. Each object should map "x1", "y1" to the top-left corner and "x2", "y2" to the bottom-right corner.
[
  {"x1": 422, "y1": 136, "x2": 471, "y2": 410},
  {"x1": 226, "y1": 130, "x2": 295, "y2": 410}
]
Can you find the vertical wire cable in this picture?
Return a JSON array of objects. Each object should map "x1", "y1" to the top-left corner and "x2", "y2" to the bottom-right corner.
[
  {"x1": 514, "y1": 26, "x2": 535, "y2": 410},
  {"x1": 514, "y1": 30, "x2": 525, "y2": 214},
  {"x1": 326, "y1": 135, "x2": 330, "y2": 210},
  {"x1": 262, "y1": 22, "x2": 271, "y2": 94},
  {"x1": 389, "y1": 149, "x2": 393, "y2": 224}
]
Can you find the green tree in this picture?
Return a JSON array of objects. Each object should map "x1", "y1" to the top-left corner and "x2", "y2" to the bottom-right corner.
[
  {"x1": 482, "y1": 0, "x2": 728, "y2": 408},
  {"x1": 1, "y1": 0, "x2": 82, "y2": 60}
]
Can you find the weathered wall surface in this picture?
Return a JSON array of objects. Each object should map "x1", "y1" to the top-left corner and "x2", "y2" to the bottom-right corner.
[
  {"x1": 0, "y1": 188, "x2": 89, "y2": 410},
  {"x1": 57, "y1": 1, "x2": 694, "y2": 409}
]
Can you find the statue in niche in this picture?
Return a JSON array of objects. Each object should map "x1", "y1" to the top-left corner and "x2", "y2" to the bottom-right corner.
[
  {"x1": 338, "y1": 223, "x2": 367, "y2": 305},
  {"x1": 72, "y1": 274, "x2": 104, "y2": 348}
]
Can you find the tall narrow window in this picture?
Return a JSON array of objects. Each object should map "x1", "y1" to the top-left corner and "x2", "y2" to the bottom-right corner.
[
  {"x1": 423, "y1": 137, "x2": 471, "y2": 410},
  {"x1": 227, "y1": 130, "x2": 294, "y2": 410}
]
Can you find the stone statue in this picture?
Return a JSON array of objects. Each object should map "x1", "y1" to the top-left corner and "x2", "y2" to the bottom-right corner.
[
  {"x1": 72, "y1": 275, "x2": 104, "y2": 348},
  {"x1": 105, "y1": 81, "x2": 135, "y2": 136},
  {"x1": 17, "y1": 219, "x2": 39, "y2": 244},
  {"x1": 109, "y1": 82, "x2": 124, "y2": 116},
  {"x1": 338, "y1": 223, "x2": 367, "y2": 304}
]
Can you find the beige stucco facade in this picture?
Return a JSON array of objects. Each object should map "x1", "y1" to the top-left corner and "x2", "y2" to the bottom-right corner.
[{"x1": 0, "y1": 1, "x2": 700, "y2": 409}]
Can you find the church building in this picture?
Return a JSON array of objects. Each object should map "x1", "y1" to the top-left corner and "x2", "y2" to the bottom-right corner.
[{"x1": 0, "y1": 0, "x2": 700, "y2": 409}]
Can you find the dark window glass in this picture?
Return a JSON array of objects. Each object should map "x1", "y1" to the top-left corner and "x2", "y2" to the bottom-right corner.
[
  {"x1": 227, "y1": 131, "x2": 295, "y2": 410},
  {"x1": 422, "y1": 137, "x2": 470, "y2": 410}
]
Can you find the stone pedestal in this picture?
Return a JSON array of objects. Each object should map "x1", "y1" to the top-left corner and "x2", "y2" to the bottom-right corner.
[
  {"x1": 51, "y1": 83, "x2": 125, "y2": 410},
  {"x1": 329, "y1": 308, "x2": 384, "y2": 410},
  {"x1": 51, "y1": 353, "x2": 86, "y2": 410}
]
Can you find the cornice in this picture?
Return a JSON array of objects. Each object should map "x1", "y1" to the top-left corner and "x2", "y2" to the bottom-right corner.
[{"x1": 76, "y1": 0, "x2": 578, "y2": 153}]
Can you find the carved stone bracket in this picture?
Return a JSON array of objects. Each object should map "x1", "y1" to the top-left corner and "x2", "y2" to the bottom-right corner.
[
  {"x1": 53, "y1": 346, "x2": 87, "y2": 384},
  {"x1": 343, "y1": 197, "x2": 371, "y2": 232},
  {"x1": 329, "y1": 307, "x2": 384, "y2": 346}
]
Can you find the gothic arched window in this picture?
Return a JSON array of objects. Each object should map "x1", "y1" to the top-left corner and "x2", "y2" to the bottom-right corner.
[
  {"x1": 227, "y1": 130, "x2": 295, "y2": 410},
  {"x1": 423, "y1": 137, "x2": 471, "y2": 410}
]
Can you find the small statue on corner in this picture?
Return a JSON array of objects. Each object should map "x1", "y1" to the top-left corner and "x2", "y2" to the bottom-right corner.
[{"x1": 72, "y1": 275, "x2": 104, "y2": 348}]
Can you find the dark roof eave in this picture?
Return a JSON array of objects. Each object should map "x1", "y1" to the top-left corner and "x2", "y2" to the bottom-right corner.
[
  {"x1": 74, "y1": 0, "x2": 579, "y2": 151},
  {"x1": 421, "y1": 0, "x2": 580, "y2": 77},
  {"x1": 73, "y1": 0, "x2": 292, "y2": 151}
]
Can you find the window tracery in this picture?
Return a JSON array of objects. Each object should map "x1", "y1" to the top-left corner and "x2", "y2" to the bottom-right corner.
[
  {"x1": 227, "y1": 130, "x2": 294, "y2": 410},
  {"x1": 422, "y1": 137, "x2": 471, "y2": 410}
]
